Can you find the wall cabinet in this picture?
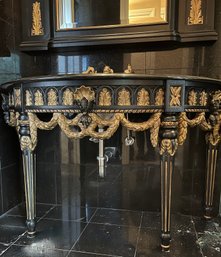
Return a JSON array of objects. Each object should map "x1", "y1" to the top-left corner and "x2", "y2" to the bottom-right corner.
[{"x1": 20, "y1": 0, "x2": 218, "y2": 51}]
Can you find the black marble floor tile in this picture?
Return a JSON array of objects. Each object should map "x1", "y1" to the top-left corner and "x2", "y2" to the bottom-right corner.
[
  {"x1": 6, "y1": 202, "x2": 55, "y2": 218},
  {"x1": 1, "y1": 245, "x2": 68, "y2": 257},
  {"x1": 196, "y1": 231, "x2": 221, "y2": 257},
  {"x1": 136, "y1": 228, "x2": 202, "y2": 257},
  {"x1": 68, "y1": 251, "x2": 119, "y2": 257},
  {"x1": 73, "y1": 223, "x2": 139, "y2": 257},
  {"x1": 193, "y1": 216, "x2": 218, "y2": 234},
  {"x1": 141, "y1": 212, "x2": 160, "y2": 229},
  {"x1": 0, "y1": 215, "x2": 26, "y2": 228},
  {"x1": 90, "y1": 208, "x2": 142, "y2": 227},
  {"x1": 0, "y1": 243, "x2": 9, "y2": 255},
  {"x1": 44, "y1": 205, "x2": 96, "y2": 222},
  {"x1": 171, "y1": 213, "x2": 195, "y2": 233},
  {"x1": 16, "y1": 219, "x2": 86, "y2": 251},
  {"x1": 0, "y1": 225, "x2": 25, "y2": 246}
]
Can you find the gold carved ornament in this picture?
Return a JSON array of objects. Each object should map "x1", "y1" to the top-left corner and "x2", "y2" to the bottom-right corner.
[
  {"x1": 188, "y1": 0, "x2": 204, "y2": 25},
  {"x1": 99, "y1": 88, "x2": 112, "y2": 106},
  {"x1": 62, "y1": 89, "x2": 74, "y2": 106},
  {"x1": 74, "y1": 86, "x2": 95, "y2": 104},
  {"x1": 26, "y1": 90, "x2": 33, "y2": 106},
  {"x1": 31, "y1": 0, "x2": 44, "y2": 36},
  {"x1": 155, "y1": 88, "x2": 164, "y2": 106},
  {"x1": 47, "y1": 89, "x2": 58, "y2": 106},
  {"x1": 118, "y1": 88, "x2": 131, "y2": 106},
  {"x1": 18, "y1": 112, "x2": 162, "y2": 150},
  {"x1": 159, "y1": 139, "x2": 178, "y2": 157},
  {"x1": 205, "y1": 90, "x2": 221, "y2": 146},
  {"x1": 199, "y1": 91, "x2": 208, "y2": 106},
  {"x1": 137, "y1": 88, "x2": 150, "y2": 106},
  {"x1": 82, "y1": 66, "x2": 96, "y2": 74},
  {"x1": 188, "y1": 90, "x2": 197, "y2": 105},
  {"x1": 14, "y1": 89, "x2": 21, "y2": 107},
  {"x1": 17, "y1": 116, "x2": 38, "y2": 152},
  {"x1": 177, "y1": 112, "x2": 207, "y2": 145},
  {"x1": 170, "y1": 86, "x2": 181, "y2": 106},
  {"x1": 124, "y1": 64, "x2": 134, "y2": 74},
  {"x1": 34, "y1": 90, "x2": 44, "y2": 106}
]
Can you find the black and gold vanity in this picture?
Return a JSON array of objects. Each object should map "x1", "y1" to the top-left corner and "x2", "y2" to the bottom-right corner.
[{"x1": 1, "y1": 71, "x2": 221, "y2": 250}]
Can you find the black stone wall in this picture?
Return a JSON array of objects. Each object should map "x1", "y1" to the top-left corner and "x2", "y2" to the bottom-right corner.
[{"x1": 0, "y1": 0, "x2": 22, "y2": 215}]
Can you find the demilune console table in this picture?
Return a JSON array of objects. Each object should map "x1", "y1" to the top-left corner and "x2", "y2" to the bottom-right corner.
[{"x1": 1, "y1": 69, "x2": 221, "y2": 250}]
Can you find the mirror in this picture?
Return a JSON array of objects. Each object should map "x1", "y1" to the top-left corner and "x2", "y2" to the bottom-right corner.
[{"x1": 56, "y1": 0, "x2": 168, "y2": 30}]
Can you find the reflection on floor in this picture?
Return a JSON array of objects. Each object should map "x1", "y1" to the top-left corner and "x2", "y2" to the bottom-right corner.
[
  {"x1": 0, "y1": 202, "x2": 220, "y2": 257},
  {"x1": 0, "y1": 162, "x2": 220, "y2": 257}
]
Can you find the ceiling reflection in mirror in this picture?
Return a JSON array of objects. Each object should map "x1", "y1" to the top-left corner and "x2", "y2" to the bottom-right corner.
[{"x1": 56, "y1": 0, "x2": 168, "y2": 30}]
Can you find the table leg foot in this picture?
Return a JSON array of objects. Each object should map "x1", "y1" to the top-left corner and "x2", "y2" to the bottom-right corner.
[
  {"x1": 26, "y1": 219, "x2": 36, "y2": 236},
  {"x1": 161, "y1": 232, "x2": 171, "y2": 251}
]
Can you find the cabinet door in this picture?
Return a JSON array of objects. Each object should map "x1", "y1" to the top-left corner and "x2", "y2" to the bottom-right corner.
[{"x1": 177, "y1": 0, "x2": 217, "y2": 42}]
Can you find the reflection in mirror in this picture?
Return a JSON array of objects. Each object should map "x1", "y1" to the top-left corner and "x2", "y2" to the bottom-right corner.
[{"x1": 56, "y1": 0, "x2": 167, "y2": 30}]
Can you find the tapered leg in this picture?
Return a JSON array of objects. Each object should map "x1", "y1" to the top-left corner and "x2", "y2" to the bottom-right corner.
[
  {"x1": 204, "y1": 142, "x2": 218, "y2": 219},
  {"x1": 160, "y1": 154, "x2": 174, "y2": 250},
  {"x1": 18, "y1": 113, "x2": 37, "y2": 236},
  {"x1": 159, "y1": 113, "x2": 178, "y2": 251},
  {"x1": 22, "y1": 150, "x2": 36, "y2": 235}
]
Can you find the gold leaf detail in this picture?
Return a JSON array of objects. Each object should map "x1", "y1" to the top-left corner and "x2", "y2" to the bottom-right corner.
[
  {"x1": 34, "y1": 90, "x2": 44, "y2": 106},
  {"x1": 26, "y1": 90, "x2": 33, "y2": 106},
  {"x1": 199, "y1": 91, "x2": 208, "y2": 106},
  {"x1": 14, "y1": 89, "x2": 21, "y2": 106},
  {"x1": 124, "y1": 64, "x2": 134, "y2": 74},
  {"x1": 155, "y1": 88, "x2": 164, "y2": 106},
  {"x1": 31, "y1": 1, "x2": 44, "y2": 36},
  {"x1": 99, "y1": 88, "x2": 112, "y2": 106},
  {"x1": 74, "y1": 86, "x2": 95, "y2": 102},
  {"x1": 137, "y1": 88, "x2": 150, "y2": 106},
  {"x1": 160, "y1": 139, "x2": 178, "y2": 156},
  {"x1": 103, "y1": 66, "x2": 114, "y2": 74},
  {"x1": 188, "y1": 90, "x2": 197, "y2": 105},
  {"x1": 170, "y1": 86, "x2": 181, "y2": 106},
  {"x1": 47, "y1": 89, "x2": 57, "y2": 106},
  {"x1": 188, "y1": 0, "x2": 204, "y2": 25},
  {"x1": 63, "y1": 89, "x2": 74, "y2": 106},
  {"x1": 118, "y1": 88, "x2": 131, "y2": 106}
]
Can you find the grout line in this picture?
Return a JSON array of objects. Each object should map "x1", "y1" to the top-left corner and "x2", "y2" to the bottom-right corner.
[
  {"x1": 133, "y1": 211, "x2": 144, "y2": 257},
  {"x1": 0, "y1": 229, "x2": 27, "y2": 256},
  {"x1": 69, "y1": 250, "x2": 122, "y2": 257},
  {"x1": 191, "y1": 216, "x2": 204, "y2": 257},
  {"x1": 40, "y1": 216, "x2": 140, "y2": 229},
  {"x1": 66, "y1": 208, "x2": 98, "y2": 257},
  {"x1": 36, "y1": 205, "x2": 57, "y2": 223}
]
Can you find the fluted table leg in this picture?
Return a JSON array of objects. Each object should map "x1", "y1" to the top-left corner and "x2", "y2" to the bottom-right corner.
[
  {"x1": 204, "y1": 142, "x2": 219, "y2": 219},
  {"x1": 19, "y1": 113, "x2": 37, "y2": 236},
  {"x1": 159, "y1": 113, "x2": 178, "y2": 251}
]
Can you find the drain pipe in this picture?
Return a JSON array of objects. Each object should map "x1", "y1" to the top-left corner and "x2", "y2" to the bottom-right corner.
[{"x1": 97, "y1": 126, "x2": 105, "y2": 178}]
